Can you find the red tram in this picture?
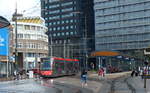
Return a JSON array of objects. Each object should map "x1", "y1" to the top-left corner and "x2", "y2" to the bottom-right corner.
[{"x1": 40, "y1": 57, "x2": 79, "y2": 77}]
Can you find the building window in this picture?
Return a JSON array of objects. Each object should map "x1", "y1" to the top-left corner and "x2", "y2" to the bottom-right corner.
[
  {"x1": 62, "y1": 8, "x2": 73, "y2": 12},
  {"x1": 24, "y1": 34, "x2": 30, "y2": 39},
  {"x1": 55, "y1": 40, "x2": 58, "y2": 44},
  {"x1": 37, "y1": 26, "x2": 41, "y2": 30},
  {"x1": 62, "y1": 32, "x2": 64, "y2": 36},
  {"x1": 57, "y1": 33, "x2": 60, "y2": 36},
  {"x1": 18, "y1": 43, "x2": 23, "y2": 48},
  {"x1": 68, "y1": 39, "x2": 70, "y2": 43},
  {"x1": 31, "y1": 26, "x2": 36, "y2": 30},
  {"x1": 25, "y1": 25, "x2": 30, "y2": 30},
  {"x1": 49, "y1": 28, "x2": 52, "y2": 31},
  {"x1": 45, "y1": 23, "x2": 48, "y2": 26},
  {"x1": 53, "y1": 33, "x2": 56, "y2": 37},
  {"x1": 70, "y1": 25, "x2": 73, "y2": 29},
  {"x1": 57, "y1": 21, "x2": 60, "y2": 24},
  {"x1": 62, "y1": 20, "x2": 65, "y2": 24},
  {"x1": 62, "y1": 26, "x2": 65, "y2": 30},
  {"x1": 66, "y1": 20, "x2": 69, "y2": 23},
  {"x1": 70, "y1": 19, "x2": 73, "y2": 23},
  {"x1": 18, "y1": 25, "x2": 23, "y2": 30},
  {"x1": 66, "y1": 26, "x2": 69, "y2": 29},
  {"x1": 53, "y1": 27, "x2": 56, "y2": 31},
  {"x1": 49, "y1": 23, "x2": 52, "y2": 25},
  {"x1": 61, "y1": 1, "x2": 73, "y2": 6},
  {"x1": 66, "y1": 32, "x2": 69, "y2": 35},
  {"x1": 70, "y1": 32, "x2": 74, "y2": 35},
  {"x1": 53, "y1": 22, "x2": 56, "y2": 25},
  {"x1": 59, "y1": 40, "x2": 62, "y2": 43},
  {"x1": 17, "y1": 34, "x2": 23, "y2": 39},
  {"x1": 57, "y1": 27, "x2": 60, "y2": 30}
]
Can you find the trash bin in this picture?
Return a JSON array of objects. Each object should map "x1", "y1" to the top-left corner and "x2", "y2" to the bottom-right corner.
[{"x1": 29, "y1": 71, "x2": 33, "y2": 78}]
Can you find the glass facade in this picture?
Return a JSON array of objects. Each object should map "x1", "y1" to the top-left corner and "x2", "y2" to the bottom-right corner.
[
  {"x1": 94, "y1": 0, "x2": 150, "y2": 51},
  {"x1": 41, "y1": 0, "x2": 95, "y2": 60},
  {"x1": 41, "y1": 0, "x2": 78, "y2": 41},
  {"x1": 41, "y1": 0, "x2": 81, "y2": 58}
]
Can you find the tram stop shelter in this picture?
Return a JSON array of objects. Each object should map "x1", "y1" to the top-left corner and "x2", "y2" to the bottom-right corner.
[{"x1": 90, "y1": 51, "x2": 121, "y2": 72}]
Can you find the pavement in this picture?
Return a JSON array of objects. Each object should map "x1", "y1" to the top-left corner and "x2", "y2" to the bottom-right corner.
[
  {"x1": 0, "y1": 71, "x2": 132, "y2": 93},
  {"x1": 2, "y1": 71, "x2": 150, "y2": 93}
]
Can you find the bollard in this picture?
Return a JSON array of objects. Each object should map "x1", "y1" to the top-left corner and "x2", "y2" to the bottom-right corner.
[{"x1": 144, "y1": 78, "x2": 146, "y2": 88}]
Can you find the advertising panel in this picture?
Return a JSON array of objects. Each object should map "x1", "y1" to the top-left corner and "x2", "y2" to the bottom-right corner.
[{"x1": 0, "y1": 28, "x2": 9, "y2": 56}]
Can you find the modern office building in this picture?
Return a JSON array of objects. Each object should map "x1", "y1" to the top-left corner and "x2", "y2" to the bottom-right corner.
[
  {"x1": 40, "y1": 0, "x2": 95, "y2": 62},
  {"x1": 94, "y1": 0, "x2": 150, "y2": 56},
  {"x1": 11, "y1": 16, "x2": 48, "y2": 70}
]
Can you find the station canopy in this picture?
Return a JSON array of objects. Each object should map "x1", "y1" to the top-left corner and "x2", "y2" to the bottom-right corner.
[
  {"x1": 91, "y1": 51, "x2": 120, "y2": 57},
  {"x1": 0, "y1": 16, "x2": 10, "y2": 28}
]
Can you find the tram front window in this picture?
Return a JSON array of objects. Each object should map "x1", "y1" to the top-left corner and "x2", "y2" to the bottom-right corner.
[{"x1": 41, "y1": 61, "x2": 51, "y2": 70}]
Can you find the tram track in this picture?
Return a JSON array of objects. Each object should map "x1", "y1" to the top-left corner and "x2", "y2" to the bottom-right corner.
[{"x1": 108, "y1": 76, "x2": 136, "y2": 93}]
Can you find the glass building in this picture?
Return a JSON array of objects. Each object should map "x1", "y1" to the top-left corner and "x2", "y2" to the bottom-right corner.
[
  {"x1": 94, "y1": 0, "x2": 150, "y2": 55},
  {"x1": 41, "y1": 0, "x2": 95, "y2": 60}
]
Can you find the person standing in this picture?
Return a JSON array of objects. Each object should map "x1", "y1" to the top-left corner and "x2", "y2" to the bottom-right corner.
[{"x1": 81, "y1": 69, "x2": 88, "y2": 87}]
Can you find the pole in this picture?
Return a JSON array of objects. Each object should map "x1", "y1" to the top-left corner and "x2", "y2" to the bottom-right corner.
[
  {"x1": 25, "y1": 38, "x2": 27, "y2": 73},
  {"x1": 144, "y1": 78, "x2": 146, "y2": 88},
  {"x1": 50, "y1": 35, "x2": 53, "y2": 58},
  {"x1": 64, "y1": 40, "x2": 66, "y2": 58},
  {"x1": 84, "y1": 15, "x2": 87, "y2": 70},
  {"x1": 98, "y1": 57, "x2": 101, "y2": 70},
  {"x1": 15, "y1": 3, "x2": 18, "y2": 70},
  {"x1": 6, "y1": 29, "x2": 9, "y2": 78},
  {"x1": 67, "y1": 44, "x2": 69, "y2": 58}
]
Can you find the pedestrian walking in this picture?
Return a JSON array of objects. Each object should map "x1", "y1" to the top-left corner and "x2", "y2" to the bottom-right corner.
[
  {"x1": 80, "y1": 69, "x2": 88, "y2": 87},
  {"x1": 98, "y1": 68, "x2": 104, "y2": 79},
  {"x1": 131, "y1": 70, "x2": 135, "y2": 77}
]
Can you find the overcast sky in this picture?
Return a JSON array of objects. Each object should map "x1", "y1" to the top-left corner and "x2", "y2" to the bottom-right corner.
[{"x1": 0, "y1": 0, "x2": 41, "y2": 20}]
